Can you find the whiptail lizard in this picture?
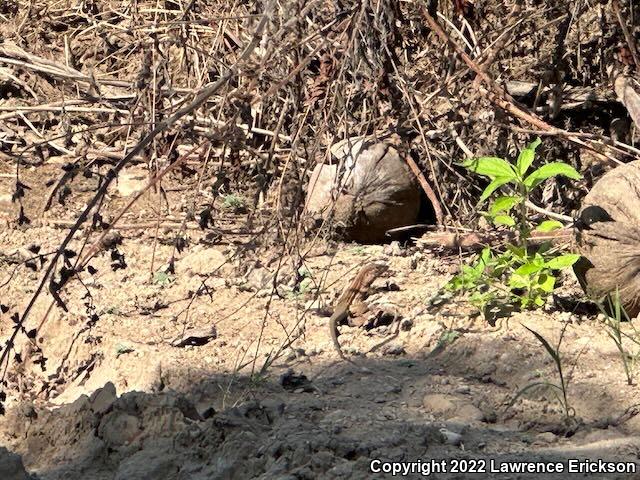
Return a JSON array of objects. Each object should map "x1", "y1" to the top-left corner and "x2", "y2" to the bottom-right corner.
[{"x1": 329, "y1": 261, "x2": 388, "y2": 361}]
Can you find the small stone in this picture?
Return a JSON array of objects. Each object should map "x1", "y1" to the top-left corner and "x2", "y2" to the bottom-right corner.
[
  {"x1": 383, "y1": 241, "x2": 403, "y2": 256},
  {"x1": 423, "y1": 393, "x2": 484, "y2": 423},
  {"x1": 455, "y1": 385, "x2": 471, "y2": 394},
  {"x1": 535, "y1": 432, "x2": 557, "y2": 444},
  {"x1": 382, "y1": 343, "x2": 406, "y2": 356},
  {"x1": 400, "y1": 318, "x2": 413, "y2": 331},
  {"x1": 439, "y1": 428, "x2": 462, "y2": 446}
]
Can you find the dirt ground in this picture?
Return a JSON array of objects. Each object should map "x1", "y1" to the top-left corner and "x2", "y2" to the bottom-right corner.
[{"x1": 3, "y1": 166, "x2": 640, "y2": 480}]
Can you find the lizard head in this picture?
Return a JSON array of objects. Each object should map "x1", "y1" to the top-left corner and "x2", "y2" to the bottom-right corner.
[{"x1": 367, "y1": 261, "x2": 389, "y2": 276}]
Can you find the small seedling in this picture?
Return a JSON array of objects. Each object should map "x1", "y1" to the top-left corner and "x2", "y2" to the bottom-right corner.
[
  {"x1": 508, "y1": 323, "x2": 576, "y2": 425},
  {"x1": 153, "y1": 270, "x2": 172, "y2": 286},
  {"x1": 221, "y1": 193, "x2": 247, "y2": 212},
  {"x1": 600, "y1": 289, "x2": 640, "y2": 385},
  {"x1": 115, "y1": 344, "x2": 134, "y2": 357},
  {"x1": 447, "y1": 139, "x2": 582, "y2": 317}
]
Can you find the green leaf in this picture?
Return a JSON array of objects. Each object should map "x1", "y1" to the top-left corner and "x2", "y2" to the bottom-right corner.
[
  {"x1": 509, "y1": 274, "x2": 529, "y2": 288},
  {"x1": 507, "y1": 245, "x2": 526, "y2": 259},
  {"x1": 515, "y1": 263, "x2": 543, "y2": 275},
  {"x1": 470, "y1": 261, "x2": 485, "y2": 276},
  {"x1": 516, "y1": 138, "x2": 541, "y2": 177},
  {"x1": 536, "y1": 241, "x2": 552, "y2": 254},
  {"x1": 153, "y1": 271, "x2": 172, "y2": 285},
  {"x1": 523, "y1": 325, "x2": 561, "y2": 365},
  {"x1": 479, "y1": 247, "x2": 493, "y2": 265},
  {"x1": 537, "y1": 274, "x2": 556, "y2": 293},
  {"x1": 535, "y1": 220, "x2": 564, "y2": 232},
  {"x1": 532, "y1": 252, "x2": 545, "y2": 265},
  {"x1": 493, "y1": 214, "x2": 516, "y2": 226},
  {"x1": 545, "y1": 254, "x2": 580, "y2": 269},
  {"x1": 463, "y1": 157, "x2": 517, "y2": 179},
  {"x1": 524, "y1": 162, "x2": 582, "y2": 189},
  {"x1": 533, "y1": 295, "x2": 546, "y2": 306},
  {"x1": 490, "y1": 196, "x2": 522, "y2": 215},
  {"x1": 479, "y1": 177, "x2": 513, "y2": 203}
]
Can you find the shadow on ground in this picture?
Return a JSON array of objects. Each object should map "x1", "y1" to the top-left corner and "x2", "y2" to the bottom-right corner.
[{"x1": 3, "y1": 340, "x2": 640, "y2": 480}]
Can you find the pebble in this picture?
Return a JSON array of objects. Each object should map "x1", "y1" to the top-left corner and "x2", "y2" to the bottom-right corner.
[
  {"x1": 400, "y1": 318, "x2": 413, "y2": 331},
  {"x1": 383, "y1": 241, "x2": 404, "y2": 256},
  {"x1": 422, "y1": 393, "x2": 485, "y2": 423},
  {"x1": 439, "y1": 428, "x2": 462, "y2": 446},
  {"x1": 382, "y1": 343, "x2": 406, "y2": 356},
  {"x1": 535, "y1": 432, "x2": 557, "y2": 444}
]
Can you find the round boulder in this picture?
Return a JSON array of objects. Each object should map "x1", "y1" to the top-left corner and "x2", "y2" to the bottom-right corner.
[
  {"x1": 304, "y1": 137, "x2": 421, "y2": 242},
  {"x1": 574, "y1": 160, "x2": 640, "y2": 317}
]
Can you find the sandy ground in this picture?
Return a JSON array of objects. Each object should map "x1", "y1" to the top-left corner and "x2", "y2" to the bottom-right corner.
[{"x1": 3, "y1": 195, "x2": 640, "y2": 479}]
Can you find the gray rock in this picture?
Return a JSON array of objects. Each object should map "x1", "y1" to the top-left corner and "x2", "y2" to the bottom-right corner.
[
  {"x1": 535, "y1": 432, "x2": 558, "y2": 444},
  {"x1": 382, "y1": 343, "x2": 406, "y2": 356},
  {"x1": 439, "y1": 428, "x2": 462, "y2": 446},
  {"x1": 90, "y1": 382, "x2": 117, "y2": 415},
  {"x1": 114, "y1": 444, "x2": 180, "y2": 480},
  {"x1": 0, "y1": 447, "x2": 30, "y2": 480},
  {"x1": 454, "y1": 385, "x2": 471, "y2": 394}
]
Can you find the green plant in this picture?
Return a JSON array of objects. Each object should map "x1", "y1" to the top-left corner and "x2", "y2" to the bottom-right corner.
[
  {"x1": 508, "y1": 324, "x2": 576, "y2": 424},
  {"x1": 447, "y1": 139, "x2": 582, "y2": 315},
  {"x1": 153, "y1": 270, "x2": 173, "y2": 286},
  {"x1": 221, "y1": 193, "x2": 246, "y2": 212},
  {"x1": 600, "y1": 289, "x2": 640, "y2": 385},
  {"x1": 115, "y1": 344, "x2": 134, "y2": 357}
]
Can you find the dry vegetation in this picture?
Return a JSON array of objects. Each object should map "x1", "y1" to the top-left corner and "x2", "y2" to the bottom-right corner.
[{"x1": 2, "y1": 0, "x2": 640, "y2": 478}]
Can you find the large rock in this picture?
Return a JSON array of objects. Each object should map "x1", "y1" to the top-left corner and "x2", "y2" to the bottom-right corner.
[
  {"x1": 574, "y1": 160, "x2": 640, "y2": 317},
  {"x1": 304, "y1": 137, "x2": 421, "y2": 242}
]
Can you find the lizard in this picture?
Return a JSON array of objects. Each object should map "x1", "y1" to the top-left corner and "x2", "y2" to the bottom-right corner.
[{"x1": 329, "y1": 261, "x2": 388, "y2": 361}]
